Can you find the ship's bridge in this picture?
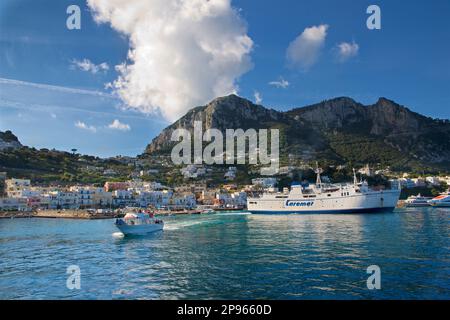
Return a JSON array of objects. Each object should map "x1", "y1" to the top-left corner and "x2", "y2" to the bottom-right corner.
[{"x1": 290, "y1": 183, "x2": 304, "y2": 195}]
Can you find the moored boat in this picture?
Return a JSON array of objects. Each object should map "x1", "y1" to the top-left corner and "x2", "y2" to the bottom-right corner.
[
  {"x1": 247, "y1": 167, "x2": 401, "y2": 214},
  {"x1": 404, "y1": 194, "x2": 432, "y2": 207},
  {"x1": 428, "y1": 190, "x2": 450, "y2": 207}
]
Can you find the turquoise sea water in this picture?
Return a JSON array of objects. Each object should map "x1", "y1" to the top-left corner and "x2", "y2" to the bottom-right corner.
[{"x1": 0, "y1": 208, "x2": 449, "y2": 300}]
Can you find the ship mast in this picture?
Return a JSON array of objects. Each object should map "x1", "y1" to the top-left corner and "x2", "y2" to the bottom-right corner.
[
  {"x1": 315, "y1": 162, "x2": 323, "y2": 189},
  {"x1": 353, "y1": 168, "x2": 358, "y2": 186}
]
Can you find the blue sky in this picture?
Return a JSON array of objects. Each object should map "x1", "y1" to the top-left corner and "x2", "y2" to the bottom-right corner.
[{"x1": 1, "y1": 0, "x2": 449, "y2": 157}]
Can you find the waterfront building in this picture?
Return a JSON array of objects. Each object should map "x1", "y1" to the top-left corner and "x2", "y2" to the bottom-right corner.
[
  {"x1": 215, "y1": 191, "x2": 246, "y2": 207},
  {"x1": 112, "y1": 190, "x2": 136, "y2": 207},
  {"x1": 169, "y1": 192, "x2": 196, "y2": 209},
  {"x1": 70, "y1": 186, "x2": 94, "y2": 208},
  {"x1": 0, "y1": 197, "x2": 28, "y2": 211},
  {"x1": 199, "y1": 190, "x2": 216, "y2": 205},
  {"x1": 136, "y1": 190, "x2": 172, "y2": 208},
  {"x1": 5, "y1": 178, "x2": 31, "y2": 198},
  {"x1": 92, "y1": 188, "x2": 113, "y2": 207},
  {"x1": 70, "y1": 186, "x2": 113, "y2": 208},
  {"x1": 48, "y1": 191, "x2": 79, "y2": 209}
]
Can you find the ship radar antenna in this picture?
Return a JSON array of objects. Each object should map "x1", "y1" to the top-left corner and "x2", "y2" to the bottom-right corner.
[{"x1": 315, "y1": 162, "x2": 323, "y2": 188}]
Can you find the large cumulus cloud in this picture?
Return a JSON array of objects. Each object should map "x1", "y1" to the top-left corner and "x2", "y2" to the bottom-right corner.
[{"x1": 87, "y1": 0, "x2": 253, "y2": 121}]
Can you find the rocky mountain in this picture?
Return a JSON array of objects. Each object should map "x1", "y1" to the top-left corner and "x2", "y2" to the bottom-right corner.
[
  {"x1": 0, "y1": 130, "x2": 22, "y2": 150},
  {"x1": 144, "y1": 95, "x2": 450, "y2": 172}
]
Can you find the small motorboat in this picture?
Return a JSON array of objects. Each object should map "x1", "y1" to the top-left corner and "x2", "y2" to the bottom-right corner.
[
  {"x1": 404, "y1": 194, "x2": 432, "y2": 207},
  {"x1": 115, "y1": 212, "x2": 164, "y2": 236},
  {"x1": 428, "y1": 190, "x2": 450, "y2": 207}
]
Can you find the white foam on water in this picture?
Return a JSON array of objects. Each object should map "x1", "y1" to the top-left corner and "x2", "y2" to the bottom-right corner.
[
  {"x1": 112, "y1": 232, "x2": 125, "y2": 239},
  {"x1": 164, "y1": 220, "x2": 210, "y2": 231},
  {"x1": 215, "y1": 212, "x2": 251, "y2": 216}
]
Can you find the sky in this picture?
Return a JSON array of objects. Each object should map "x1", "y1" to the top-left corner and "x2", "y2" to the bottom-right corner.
[{"x1": 0, "y1": 0, "x2": 449, "y2": 157}]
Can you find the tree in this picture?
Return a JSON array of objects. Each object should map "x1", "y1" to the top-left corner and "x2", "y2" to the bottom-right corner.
[{"x1": 71, "y1": 148, "x2": 77, "y2": 155}]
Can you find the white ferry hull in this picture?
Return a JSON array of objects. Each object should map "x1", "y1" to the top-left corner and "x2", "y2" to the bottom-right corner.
[
  {"x1": 115, "y1": 222, "x2": 164, "y2": 235},
  {"x1": 248, "y1": 190, "x2": 400, "y2": 214}
]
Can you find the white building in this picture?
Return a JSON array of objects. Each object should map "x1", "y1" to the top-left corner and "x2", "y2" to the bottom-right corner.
[
  {"x1": 216, "y1": 191, "x2": 246, "y2": 207},
  {"x1": 70, "y1": 186, "x2": 113, "y2": 208},
  {"x1": 426, "y1": 176, "x2": 441, "y2": 186},
  {"x1": 70, "y1": 186, "x2": 94, "y2": 207},
  {"x1": 5, "y1": 178, "x2": 31, "y2": 198},
  {"x1": 0, "y1": 197, "x2": 28, "y2": 211},
  {"x1": 112, "y1": 190, "x2": 136, "y2": 207},
  {"x1": 170, "y1": 192, "x2": 196, "y2": 208},
  {"x1": 48, "y1": 191, "x2": 79, "y2": 209},
  {"x1": 136, "y1": 190, "x2": 172, "y2": 208}
]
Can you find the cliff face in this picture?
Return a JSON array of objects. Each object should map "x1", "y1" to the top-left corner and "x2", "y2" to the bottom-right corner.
[
  {"x1": 146, "y1": 94, "x2": 294, "y2": 154},
  {"x1": 0, "y1": 130, "x2": 22, "y2": 150},
  {"x1": 144, "y1": 94, "x2": 450, "y2": 170},
  {"x1": 288, "y1": 97, "x2": 450, "y2": 163}
]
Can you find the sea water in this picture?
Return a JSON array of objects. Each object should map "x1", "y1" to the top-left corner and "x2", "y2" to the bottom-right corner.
[{"x1": 0, "y1": 208, "x2": 448, "y2": 299}]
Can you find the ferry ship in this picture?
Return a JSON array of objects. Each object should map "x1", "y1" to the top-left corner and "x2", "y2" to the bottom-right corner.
[
  {"x1": 404, "y1": 194, "x2": 432, "y2": 207},
  {"x1": 247, "y1": 167, "x2": 401, "y2": 214},
  {"x1": 427, "y1": 190, "x2": 450, "y2": 207}
]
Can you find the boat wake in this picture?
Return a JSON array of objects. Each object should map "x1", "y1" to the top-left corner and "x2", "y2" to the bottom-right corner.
[{"x1": 164, "y1": 220, "x2": 211, "y2": 230}]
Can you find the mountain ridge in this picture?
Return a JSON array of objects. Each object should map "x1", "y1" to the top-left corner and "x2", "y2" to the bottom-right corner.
[{"x1": 144, "y1": 94, "x2": 450, "y2": 171}]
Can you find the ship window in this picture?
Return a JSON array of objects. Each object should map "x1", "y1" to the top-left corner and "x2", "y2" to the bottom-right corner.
[{"x1": 327, "y1": 194, "x2": 331, "y2": 197}]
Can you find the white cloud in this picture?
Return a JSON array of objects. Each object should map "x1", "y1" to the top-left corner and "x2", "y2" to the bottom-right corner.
[
  {"x1": 75, "y1": 121, "x2": 97, "y2": 133},
  {"x1": 108, "y1": 119, "x2": 131, "y2": 131},
  {"x1": 71, "y1": 58, "x2": 109, "y2": 74},
  {"x1": 254, "y1": 91, "x2": 262, "y2": 104},
  {"x1": 87, "y1": 0, "x2": 253, "y2": 122},
  {"x1": 336, "y1": 41, "x2": 359, "y2": 62},
  {"x1": 286, "y1": 24, "x2": 328, "y2": 70},
  {"x1": 269, "y1": 77, "x2": 289, "y2": 89}
]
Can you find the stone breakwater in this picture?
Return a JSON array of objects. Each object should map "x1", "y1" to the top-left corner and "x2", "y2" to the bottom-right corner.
[{"x1": 0, "y1": 210, "x2": 119, "y2": 219}]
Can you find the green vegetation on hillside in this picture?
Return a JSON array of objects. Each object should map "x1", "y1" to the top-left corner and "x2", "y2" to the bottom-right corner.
[{"x1": 0, "y1": 147, "x2": 132, "y2": 185}]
